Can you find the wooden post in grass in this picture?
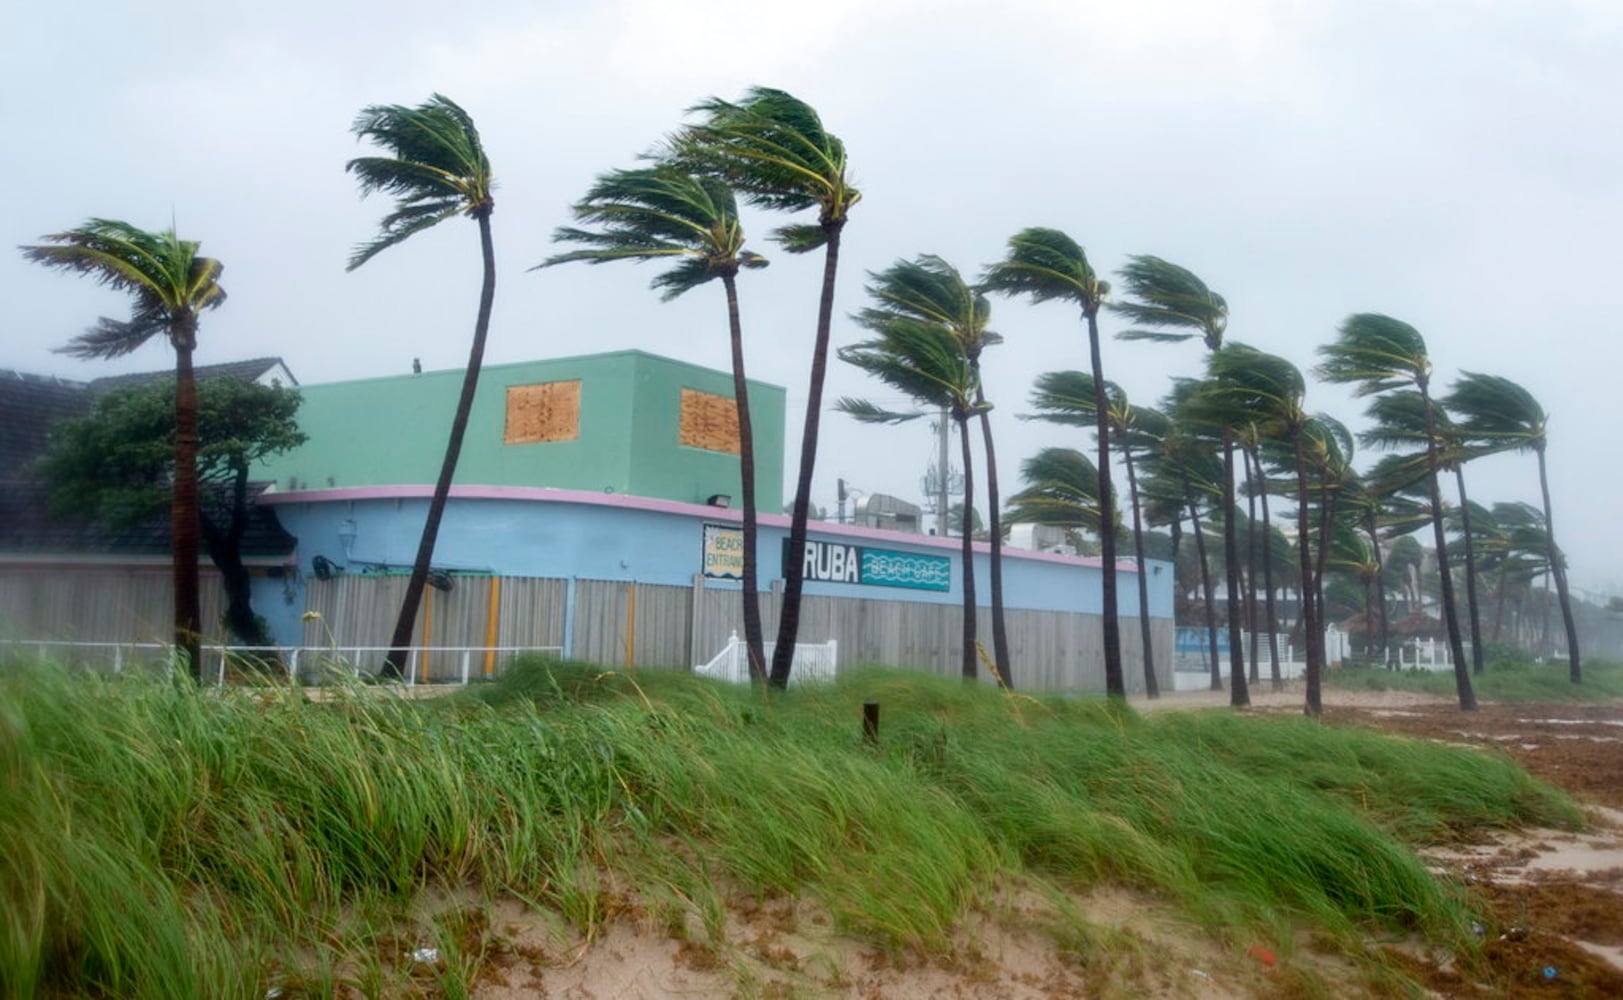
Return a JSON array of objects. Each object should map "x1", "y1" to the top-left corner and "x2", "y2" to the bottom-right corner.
[{"x1": 863, "y1": 702, "x2": 880, "y2": 745}]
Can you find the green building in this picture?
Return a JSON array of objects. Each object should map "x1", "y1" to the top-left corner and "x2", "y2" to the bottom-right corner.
[{"x1": 255, "y1": 351, "x2": 785, "y2": 510}]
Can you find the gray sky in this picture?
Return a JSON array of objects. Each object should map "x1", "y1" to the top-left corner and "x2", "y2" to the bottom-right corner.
[{"x1": 7, "y1": 0, "x2": 1622, "y2": 595}]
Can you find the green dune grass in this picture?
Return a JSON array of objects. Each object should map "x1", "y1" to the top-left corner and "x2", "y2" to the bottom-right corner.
[{"x1": 0, "y1": 657, "x2": 1585, "y2": 998}]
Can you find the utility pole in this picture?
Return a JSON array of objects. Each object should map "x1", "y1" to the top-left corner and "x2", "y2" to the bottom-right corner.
[{"x1": 936, "y1": 405, "x2": 950, "y2": 537}]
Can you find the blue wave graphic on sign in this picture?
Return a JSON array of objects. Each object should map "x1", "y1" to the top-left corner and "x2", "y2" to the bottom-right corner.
[{"x1": 860, "y1": 550, "x2": 951, "y2": 591}]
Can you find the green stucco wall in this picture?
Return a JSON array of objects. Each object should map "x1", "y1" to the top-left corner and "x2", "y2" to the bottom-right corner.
[{"x1": 254, "y1": 351, "x2": 784, "y2": 510}]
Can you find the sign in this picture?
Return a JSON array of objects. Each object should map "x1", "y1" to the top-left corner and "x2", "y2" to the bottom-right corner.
[
  {"x1": 702, "y1": 524, "x2": 745, "y2": 580},
  {"x1": 782, "y1": 539, "x2": 951, "y2": 592}
]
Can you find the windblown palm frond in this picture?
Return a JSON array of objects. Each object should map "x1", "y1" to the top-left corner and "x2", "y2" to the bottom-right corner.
[
  {"x1": 346, "y1": 93, "x2": 493, "y2": 270},
  {"x1": 673, "y1": 87, "x2": 859, "y2": 251},
  {"x1": 1023, "y1": 370, "x2": 1125, "y2": 428},
  {"x1": 22, "y1": 220, "x2": 225, "y2": 356},
  {"x1": 1315, "y1": 313, "x2": 1431, "y2": 395},
  {"x1": 837, "y1": 317, "x2": 971, "y2": 414},
  {"x1": 1007, "y1": 448, "x2": 1103, "y2": 534},
  {"x1": 833, "y1": 397, "x2": 927, "y2": 424},
  {"x1": 857, "y1": 255, "x2": 992, "y2": 355},
  {"x1": 1445, "y1": 372, "x2": 1547, "y2": 452},
  {"x1": 980, "y1": 228, "x2": 1108, "y2": 308},
  {"x1": 540, "y1": 166, "x2": 764, "y2": 299},
  {"x1": 1111, "y1": 255, "x2": 1227, "y2": 348}
]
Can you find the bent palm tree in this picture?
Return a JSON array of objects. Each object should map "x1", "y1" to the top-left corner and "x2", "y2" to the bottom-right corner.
[
  {"x1": 837, "y1": 318, "x2": 980, "y2": 679},
  {"x1": 675, "y1": 87, "x2": 859, "y2": 688},
  {"x1": 983, "y1": 229, "x2": 1125, "y2": 697},
  {"x1": 1026, "y1": 371, "x2": 1166, "y2": 696},
  {"x1": 22, "y1": 220, "x2": 226, "y2": 680},
  {"x1": 347, "y1": 93, "x2": 496, "y2": 679},
  {"x1": 861, "y1": 255, "x2": 1010, "y2": 682},
  {"x1": 541, "y1": 166, "x2": 770, "y2": 681},
  {"x1": 1007, "y1": 448, "x2": 1104, "y2": 538},
  {"x1": 1446, "y1": 373, "x2": 1580, "y2": 682},
  {"x1": 1317, "y1": 314, "x2": 1475, "y2": 710}
]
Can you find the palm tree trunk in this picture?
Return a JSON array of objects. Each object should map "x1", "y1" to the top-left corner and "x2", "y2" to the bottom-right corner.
[
  {"x1": 171, "y1": 332, "x2": 204, "y2": 681},
  {"x1": 1222, "y1": 430, "x2": 1249, "y2": 707},
  {"x1": 1294, "y1": 431, "x2": 1322, "y2": 716},
  {"x1": 385, "y1": 209, "x2": 497, "y2": 678},
  {"x1": 721, "y1": 273, "x2": 767, "y2": 684},
  {"x1": 1190, "y1": 499, "x2": 1221, "y2": 691},
  {"x1": 1244, "y1": 443, "x2": 1259, "y2": 685},
  {"x1": 957, "y1": 413, "x2": 978, "y2": 681},
  {"x1": 1420, "y1": 386, "x2": 1475, "y2": 710},
  {"x1": 1366, "y1": 510, "x2": 1390, "y2": 667},
  {"x1": 1123, "y1": 441, "x2": 1158, "y2": 697},
  {"x1": 1084, "y1": 308, "x2": 1124, "y2": 698},
  {"x1": 1453, "y1": 465, "x2": 1486, "y2": 675},
  {"x1": 770, "y1": 221, "x2": 845, "y2": 688},
  {"x1": 1251, "y1": 445, "x2": 1282, "y2": 689},
  {"x1": 1536, "y1": 446, "x2": 1582, "y2": 682},
  {"x1": 974, "y1": 382, "x2": 1011, "y2": 687},
  {"x1": 1312, "y1": 487, "x2": 1341, "y2": 667}
]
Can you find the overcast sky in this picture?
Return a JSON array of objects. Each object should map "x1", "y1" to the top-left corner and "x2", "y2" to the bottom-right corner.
[{"x1": 7, "y1": 0, "x2": 1621, "y2": 595}]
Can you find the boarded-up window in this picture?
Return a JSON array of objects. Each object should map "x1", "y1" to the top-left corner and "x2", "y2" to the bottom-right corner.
[
  {"x1": 505, "y1": 381, "x2": 581, "y2": 444},
  {"x1": 678, "y1": 388, "x2": 740, "y2": 454}
]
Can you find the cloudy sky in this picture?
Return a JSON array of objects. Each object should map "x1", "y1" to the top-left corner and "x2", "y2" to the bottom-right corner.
[{"x1": 7, "y1": 0, "x2": 1621, "y2": 594}]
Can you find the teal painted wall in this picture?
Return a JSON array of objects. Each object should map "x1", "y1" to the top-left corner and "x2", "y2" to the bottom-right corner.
[{"x1": 254, "y1": 351, "x2": 784, "y2": 510}]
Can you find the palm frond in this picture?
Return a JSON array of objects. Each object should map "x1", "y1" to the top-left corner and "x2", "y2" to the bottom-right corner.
[
  {"x1": 834, "y1": 397, "x2": 926, "y2": 425},
  {"x1": 1315, "y1": 313, "x2": 1429, "y2": 395},
  {"x1": 980, "y1": 228, "x2": 1106, "y2": 308},
  {"x1": 1110, "y1": 254, "x2": 1227, "y2": 349},
  {"x1": 1444, "y1": 371, "x2": 1546, "y2": 451},
  {"x1": 346, "y1": 93, "x2": 493, "y2": 270}
]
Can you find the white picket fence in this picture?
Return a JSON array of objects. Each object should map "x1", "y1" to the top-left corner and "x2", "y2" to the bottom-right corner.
[
  {"x1": 0, "y1": 638, "x2": 562, "y2": 687},
  {"x1": 694, "y1": 631, "x2": 839, "y2": 686}
]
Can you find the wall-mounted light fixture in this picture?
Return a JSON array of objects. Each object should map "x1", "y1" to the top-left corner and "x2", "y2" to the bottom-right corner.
[
  {"x1": 337, "y1": 519, "x2": 358, "y2": 559},
  {"x1": 707, "y1": 493, "x2": 732, "y2": 508}
]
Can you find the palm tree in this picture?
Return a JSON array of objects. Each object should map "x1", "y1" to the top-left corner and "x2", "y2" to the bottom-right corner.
[
  {"x1": 1026, "y1": 371, "x2": 1167, "y2": 696},
  {"x1": 1316, "y1": 314, "x2": 1476, "y2": 710},
  {"x1": 837, "y1": 319, "x2": 980, "y2": 679},
  {"x1": 346, "y1": 93, "x2": 495, "y2": 680},
  {"x1": 1360, "y1": 391, "x2": 1487, "y2": 675},
  {"x1": 1446, "y1": 373, "x2": 1580, "y2": 682},
  {"x1": 1145, "y1": 391, "x2": 1225, "y2": 691},
  {"x1": 675, "y1": 87, "x2": 859, "y2": 689},
  {"x1": 1007, "y1": 448, "x2": 1104, "y2": 538},
  {"x1": 21, "y1": 220, "x2": 226, "y2": 680},
  {"x1": 982, "y1": 229, "x2": 1125, "y2": 697},
  {"x1": 1114, "y1": 258, "x2": 1245, "y2": 704},
  {"x1": 540, "y1": 166, "x2": 771, "y2": 681},
  {"x1": 859, "y1": 255, "x2": 1011, "y2": 683}
]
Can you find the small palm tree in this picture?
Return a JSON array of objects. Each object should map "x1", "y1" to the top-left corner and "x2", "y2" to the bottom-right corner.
[
  {"x1": 1446, "y1": 373, "x2": 1580, "y2": 682},
  {"x1": 1007, "y1": 448, "x2": 1103, "y2": 537},
  {"x1": 1316, "y1": 314, "x2": 1476, "y2": 710},
  {"x1": 837, "y1": 318, "x2": 980, "y2": 680},
  {"x1": 675, "y1": 86, "x2": 859, "y2": 689},
  {"x1": 982, "y1": 229, "x2": 1125, "y2": 697},
  {"x1": 21, "y1": 220, "x2": 226, "y2": 680},
  {"x1": 859, "y1": 255, "x2": 1011, "y2": 682},
  {"x1": 346, "y1": 93, "x2": 495, "y2": 679},
  {"x1": 1026, "y1": 372, "x2": 1166, "y2": 697},
  {"x1": 540, "y1": 166, "x2": 771, "y2": 682}
]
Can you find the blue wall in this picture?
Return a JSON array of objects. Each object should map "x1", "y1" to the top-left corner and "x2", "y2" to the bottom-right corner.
[{"x1": 265, "y1": 493, "x2": 1174, "y2": 644}]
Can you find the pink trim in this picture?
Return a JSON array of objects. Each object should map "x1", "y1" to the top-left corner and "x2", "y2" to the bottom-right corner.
[{"x1": 258, "y1": 484, "x2": 1138, "y2": 573}]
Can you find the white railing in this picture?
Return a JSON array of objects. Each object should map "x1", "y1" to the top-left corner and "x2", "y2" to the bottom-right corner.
[
  {"x1": 694, "y1": 630, "x2": 838, "y2": 686},
  {"x1": 0, "y1": 639, "x2": 563, "y2": 687}
]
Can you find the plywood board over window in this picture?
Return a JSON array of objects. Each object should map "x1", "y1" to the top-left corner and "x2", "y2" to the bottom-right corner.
[
  {"x1": 679, "y1": 388, "x2": 740, "y2": 455},
  {"x1": 505, "y1": 380, "x2": 581, "y2": 444}
]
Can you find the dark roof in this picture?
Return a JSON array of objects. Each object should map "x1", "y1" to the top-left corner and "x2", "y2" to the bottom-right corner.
[
  {"x1": 0, "y1": 481, "x2": 296, "y2": 560},
  {"x1": 0, "y1": 370, "x2": 92, "y2": 474},
  {"x1": 89, "y1": 357, "x2": 297, "y2": 392}
]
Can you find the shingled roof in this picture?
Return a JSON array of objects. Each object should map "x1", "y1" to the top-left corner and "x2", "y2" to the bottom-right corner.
[
  {"x1": 88, "y1": 357, "x2": 298, "y2": 392},
  {"x1": 0, "y1": 370, "x2": 92, "y2": 476}
]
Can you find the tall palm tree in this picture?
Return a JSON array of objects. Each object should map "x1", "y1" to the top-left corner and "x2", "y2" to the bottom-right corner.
[
  {"x1": 837, "y1": 319, "x2": 980, "y2": 679},
  {"x1": 859, "y1": 255, "x2": 1010, "y2": 683},
  {"x1": 1114, "y1": 258, "x2": 1245, "y2": 703},
  {"x1": 21, "y1": 220, "x2": 226, "y2": 680},
  {"x1": 982, "y1": 229, "x2": 1125, "y2": 697},
  {"x1": 675, "y1": 87, "x2": 858, "y2": 689},
  {"x1": 1317, "y1": 314, "x2": 1476, "y2": 710},
  {"x1": 1446, "y1": 373, "x2": 1580, "y2": 682},
  {"x1": 540, "y1": 166, "x2": 771, "y2": 681},
  {"x1": 1026, "y1": 371, "x2": 1167, "y2": 696},
  {"x1": 346, "y1": 93, "x2": 495, "y2": 679},
  {"x1": 1360, "y1": 391, "x2": 1487, "y2": 675}
]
